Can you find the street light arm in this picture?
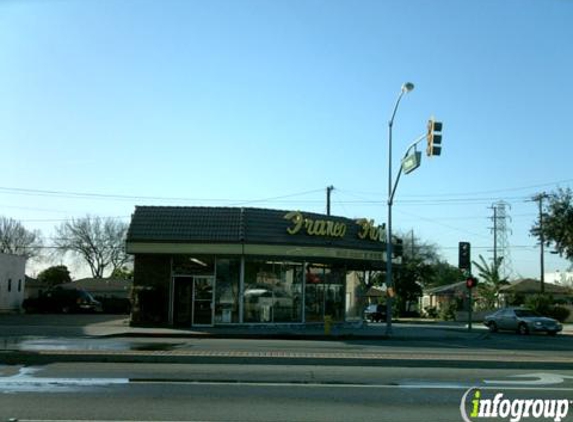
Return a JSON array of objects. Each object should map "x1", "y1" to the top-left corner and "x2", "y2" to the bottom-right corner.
[
  {"x1": 388, "y1": 91, "x2": 406, "y2": 128},
  {"x1": 389, "y1": 132, "x2": 426, "y2": 205}
]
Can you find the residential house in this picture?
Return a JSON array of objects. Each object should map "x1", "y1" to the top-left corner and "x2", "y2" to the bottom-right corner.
[
  {"x1": 72, "y1": 278, "x2": 132, "y2": 313},
  {"x1": 0, "y1": 253, "x2": 27, "y2": 312},
  {"x1": 500, "y1": 278, "x2": 573, "y2": 303}
]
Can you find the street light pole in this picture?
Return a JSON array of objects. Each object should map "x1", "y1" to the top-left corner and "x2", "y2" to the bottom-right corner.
[{"x1": 386, "y1": 82, "x2": 414, "y2": 335}]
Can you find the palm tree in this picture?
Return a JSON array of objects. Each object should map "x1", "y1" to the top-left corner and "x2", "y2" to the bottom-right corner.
[{"x1": 472, "y1": 255, "x2": 509, "y2": 309}]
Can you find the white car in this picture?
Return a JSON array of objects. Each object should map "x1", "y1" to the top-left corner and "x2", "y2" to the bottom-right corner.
[{"x1": 483, "y1": 307, "x2": 562, "y2": 336}]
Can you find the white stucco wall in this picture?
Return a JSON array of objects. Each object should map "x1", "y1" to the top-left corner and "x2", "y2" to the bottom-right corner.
[{"x1": 0, "y1": 253, "x2": 27, "y2": 312}]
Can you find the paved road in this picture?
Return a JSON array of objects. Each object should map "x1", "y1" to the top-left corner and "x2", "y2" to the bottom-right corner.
[
  {"x1": 1, "y1": 315, "x2": 572, "y2": 421},
  {"x1": 1, "y1": 363, "x2": 572, "y2": 422}
]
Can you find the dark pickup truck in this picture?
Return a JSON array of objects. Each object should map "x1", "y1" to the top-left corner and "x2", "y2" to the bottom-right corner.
[{"x1": 23, "y1": 285, "x2": 103, "y2": 314}]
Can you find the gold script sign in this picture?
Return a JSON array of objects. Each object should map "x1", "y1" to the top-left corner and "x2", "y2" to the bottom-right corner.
[
  {"x1": 284, "y1": 211, "x2": 385, "y2": 242},
  {"x1": 284, "y1": 211, "x2": 347, "y2": 238},
  {"x1": 355, "y1": 219, "x2": 385, "y2": 242}
]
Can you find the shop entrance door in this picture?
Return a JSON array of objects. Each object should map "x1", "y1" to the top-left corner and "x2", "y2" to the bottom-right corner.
[
  {"x1": 192, "y1": 276, "x2": 214, "y2": 326},
  {"x1": 173, "y1": 276, "x2": 214, "y2": 327},
  {"x1": 173, "y1": 277, "x2": 193, "y2": 327}
]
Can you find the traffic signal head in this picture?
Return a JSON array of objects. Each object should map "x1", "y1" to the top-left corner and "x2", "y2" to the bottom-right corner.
[
  {"x1": 458, "y1": 241, "x2": 471, "y2": 270},
  {"x1": 466, "y1": 276, "x2": 478, "y2": 289},
  {"x1": 426, "y1": 118, "x2": 443, "y2": 156}
]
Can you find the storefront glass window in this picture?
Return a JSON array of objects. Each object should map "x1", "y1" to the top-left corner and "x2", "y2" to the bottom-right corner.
[
  {"x1": 345, "y1": 270, "x2": 367, "y2": 321},
  {"x1": 305, "y1": 264, "x2": 346, "y2": 322},
  {"x1": 243, "y1": 260, "x2": 303, "y2": 323},
  {"x1": 215, "y1": 259, "x2": 240, "y2": 323},
  {"x1": 326, "y1": 266, "x2": 346, "y2": 321},
  {"x1": 305, "y1": 265, "x2": 325, "y2": 322}
]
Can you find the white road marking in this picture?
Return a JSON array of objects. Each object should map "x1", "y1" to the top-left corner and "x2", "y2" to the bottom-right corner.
[
  {"x1": 0, "y1": 366, "x2": 128, "y2": 392},
  {"x1": 3, "y1": 368, "x2": 573, "y2": 394},
  {"x1": 129, "y1": 379, "x2": 573, "y2": 391},
  {"x1": 483, "y1": 372, "x2": 573, "y2": 386}
]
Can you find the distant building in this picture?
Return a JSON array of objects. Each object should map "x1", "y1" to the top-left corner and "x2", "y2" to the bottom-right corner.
[
  {"x1": 420, "y1": 281, "x2": 469, "y2": 313},
  {"x1": 24, "y1": 276, "x2": 47, "y2": 299},
  {"x1": 500, "y1": 278, "x2": 572, "y2": 302},
  {"x1": 0, "y1": 253, "x2": 27, "y2": 312},
  {"x1": 72, "y1": 278, "x2": 132, "y2": 314},
  {"x1": 72, "y1": 278, "x2": 132, "y2": 299}
]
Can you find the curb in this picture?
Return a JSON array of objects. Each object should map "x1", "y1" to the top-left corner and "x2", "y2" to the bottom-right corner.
[
  {"x1": 93, "y1": 326, "x2": 490, "y2": 342},
  {"x1": 97, "y1": 331, "x2": 485, "y2": 341},
  {"x1": 2, "y1": 349, "x2": 570, "y2": 370}
]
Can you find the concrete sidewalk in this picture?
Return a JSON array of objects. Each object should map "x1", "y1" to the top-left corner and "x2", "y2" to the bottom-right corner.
[
  {"x1": 82, "y1": 317, "x2": 573, "y2": 341},
  {"x1": 1, "y1": 316, "x2": 572, "y2": 368},
  {"x1": 82, "y1": 318, "x2": 491, "y2": 341}
]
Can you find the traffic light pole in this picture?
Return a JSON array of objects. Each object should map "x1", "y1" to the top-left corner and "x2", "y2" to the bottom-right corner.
[
  {"x1": 386, "y1": 86, "x2": 411, "y2": 336},
  {"x1": 385, "y1": 82, "x2": 443, "y2": 337},
  {"x1": 386, "y1": 131, "x2": 426, "y2": 336},
  {"x1": 468, "y1": 287, "x2": 473, "y2": 331}
]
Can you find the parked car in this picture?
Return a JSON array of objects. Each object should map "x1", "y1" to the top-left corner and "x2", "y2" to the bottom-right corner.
[
  {"x1": 23, "y1": 286, "x2": 103, "y2": 314},
  {"x1": 483, "y1": 307, "x2": 562, "y2": 336},
  {"x1": 364, "y1": 304, "x2": 386, "y2": 323}
]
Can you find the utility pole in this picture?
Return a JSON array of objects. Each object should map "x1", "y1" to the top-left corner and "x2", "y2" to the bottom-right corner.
[
  {"x1": 492, "y1": 205, "x2": 498, "y2": 263},
  {"x1": 411, "y1": 229, "x2": 415, "y2": 257},
  {"x1": 533, "y1": 193, "x2": 547, "y2": 294},
  {"x1": 326, "y1": 185, "x2": 334, "y2": 216}
]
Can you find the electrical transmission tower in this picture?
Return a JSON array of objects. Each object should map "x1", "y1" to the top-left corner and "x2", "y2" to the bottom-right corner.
[{"x1": 490, "y1": 201, "x2": 514, "y2": 279}]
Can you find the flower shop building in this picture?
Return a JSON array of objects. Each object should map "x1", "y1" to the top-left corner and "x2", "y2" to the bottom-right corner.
[{"x1": 126, "y1": 206, "x2": 398, "y2": 327}]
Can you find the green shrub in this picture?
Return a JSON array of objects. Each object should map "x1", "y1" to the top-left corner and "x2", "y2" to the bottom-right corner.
[
  {"x1": 424, "y1": 307, "x2": 438, "y2": 319},
  {"x1": 439, "y1": 301, "x2": 457, "y2": 321},
  {"x1": 525, "y1": 294, "x2": 553, "y2": 315},
  {"x1": 548, "y1": 306, "x2": 571, "y2": 323},
  {"x1": 506, "y1": 293, "x2": 525, "y2": 306}
]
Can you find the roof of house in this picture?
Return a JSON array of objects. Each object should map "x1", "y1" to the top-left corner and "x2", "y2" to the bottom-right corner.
[
  {"x1": 365, "y1": 286, "x2": 386, "y2": 297},
  {"x1": 72, "y1": 278, "x2": 132, "y2": 293},
  {"x1": 424, "y1": 281, "x2": 467, "y2": 295},
  {"x1": 500, "y1": 278, "x2": 573, "y2": 295},
  {"x1": 24, "y1": 276, "x2": 45, "y2": 289}
]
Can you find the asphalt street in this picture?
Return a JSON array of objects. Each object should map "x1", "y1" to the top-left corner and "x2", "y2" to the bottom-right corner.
[
  {"x1": 1, "y1": 363, "x2": 572, "y2": 422},
  {"x1": 0, "y1": 315, "x2": 572, "y2": 421}
]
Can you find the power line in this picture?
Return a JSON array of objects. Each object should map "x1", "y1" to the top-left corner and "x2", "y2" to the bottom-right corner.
[
  {"x1": 0, "y1": 185, "x2": 326, "y2": 204},
  {"x1": 0, "y1": 184, "x2": 561, "y2": 210},
  {"x1": 338, "y1": 178, "x2": 573, "y2": 199},
  {"x1": 19, "y1": 216, "x2": 130, "y2": 223},
  {"x1": 396, "y1": 209, "x2": 490, "y2": 239}
]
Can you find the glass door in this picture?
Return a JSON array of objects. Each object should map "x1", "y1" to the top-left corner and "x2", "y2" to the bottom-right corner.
[
  {"x1": 173, "y1": 277, "x2": 193, "y2": 327},
  {"x1": 193, "y1": 276, "x2": 214, "y2": 326}
]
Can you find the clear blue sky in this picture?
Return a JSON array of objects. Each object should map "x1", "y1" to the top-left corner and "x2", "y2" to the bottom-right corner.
[{"x1": 1, "y1": 0, "x2": 572, "y2": 279}]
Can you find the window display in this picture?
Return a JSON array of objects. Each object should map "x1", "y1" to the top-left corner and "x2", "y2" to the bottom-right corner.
[{"x1": 243, "y1": 260, "x2": 303, "y2": 323}]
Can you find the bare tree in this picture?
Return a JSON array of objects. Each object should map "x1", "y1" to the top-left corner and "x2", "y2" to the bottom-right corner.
[
  {"x1": 54, "y1": 216, "x2": 130, "y2": 278},
  {"x1": 0, "y1": 216, "x2": 43, "y2": 259}
]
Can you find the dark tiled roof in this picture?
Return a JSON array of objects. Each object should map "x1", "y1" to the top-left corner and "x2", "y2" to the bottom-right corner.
[
  {"x1": 127, "y1": 206, "x2": 242, "y2": 243},
  {"x1": 127, "y1": 206, "x2": 384, "y2": 252}
]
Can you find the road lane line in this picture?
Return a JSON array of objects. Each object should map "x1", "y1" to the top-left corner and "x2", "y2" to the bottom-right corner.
[{"x1": 127, "y1": 379, "x2": 573, "y2": 391}]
